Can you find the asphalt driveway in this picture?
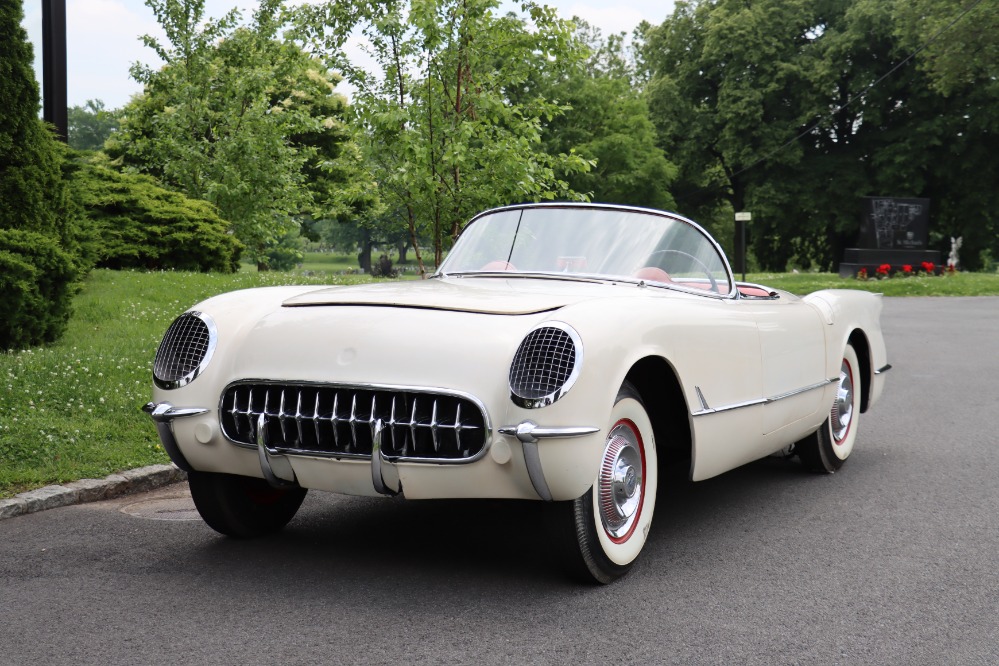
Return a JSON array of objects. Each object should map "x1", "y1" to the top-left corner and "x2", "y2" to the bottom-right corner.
[{"x1": 1, "y1": 296, "x2": 997, "y2": 665}]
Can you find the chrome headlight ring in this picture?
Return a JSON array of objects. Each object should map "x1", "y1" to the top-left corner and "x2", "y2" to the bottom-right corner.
[
  {"x1": 153, "y1": 310, "x2": 218, "y2": 390},
  {"x1": 508, "y1": 321, "x2": 582, "y2": 409}
]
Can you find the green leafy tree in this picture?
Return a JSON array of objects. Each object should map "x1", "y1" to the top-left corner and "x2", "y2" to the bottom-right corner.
[
  {"x1": 109, "y1": 0, "x2": 365, "y2": 269},
  {"x1": 67, "y1": 99, "x2": 120, "y2": 151},
  {"x1": 534, "y1": 20, "x2": 677, "y2": 211},
  {"x1": 893, "y1": 0, "x2": 999, "y2": 96},
  {"x1": 295, "y1": 0, "x2": 592, "y2": 271},
  {"x1": 0, "y1": 0, "x2": 81, "y2": 348},
  {"x1": 640, "y1": 0, "x2": 998, "y2": 270}
]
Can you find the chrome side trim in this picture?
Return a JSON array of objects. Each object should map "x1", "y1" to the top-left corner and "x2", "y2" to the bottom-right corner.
[
  {"x1": 142, "y1": 402, "x2": 204, "y2": 473},
  {"x1": 875, "y1": 364, "x2": 893, "y2": 375},
  {"x1": 691, "y1": 378, "x2": 838, "y2": 417},
  {"x1": 497, "y1": 421, "x2": 600, "y2": 444},
  {"x1": 521, "y1": 441, "x2": 553, "y2": 502},
  {"x1": 256, "y1": 413, "x2": 298, "y2": 489},
  {"x1": 497, "y1": 421, "x2": 599, "y2": 502}
]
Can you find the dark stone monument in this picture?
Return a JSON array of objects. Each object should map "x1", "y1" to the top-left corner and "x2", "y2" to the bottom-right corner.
[{"x1": 838, "y1": 197, "x2": 942, "y2": 277}]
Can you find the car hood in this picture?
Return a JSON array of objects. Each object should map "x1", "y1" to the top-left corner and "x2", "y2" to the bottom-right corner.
[{"x1": 281, "y1": 277, "x2": 618, "y2": 315}]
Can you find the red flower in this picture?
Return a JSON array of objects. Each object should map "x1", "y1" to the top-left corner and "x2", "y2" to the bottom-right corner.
[
  {"x1": 902, "y1": 264, "x2": 912, "y2": 273},
  {"x1": 876, "y1": 264, "x2": 891, "y2": 276},
  {"x1": 921, "y1": 261, "x2": 935, "y2": 273},
  {"x1": 857, "y1": 268, "x2": 868, "y2": 279}
]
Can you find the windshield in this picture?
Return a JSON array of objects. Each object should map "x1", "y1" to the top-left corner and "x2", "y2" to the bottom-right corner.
[{"x1": 437, "y1": 205, "x2": 734, "y2": 296}]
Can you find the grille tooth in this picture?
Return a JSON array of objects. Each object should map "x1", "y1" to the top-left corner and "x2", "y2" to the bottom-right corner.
[
  {"x1": 509, "y1": 325, "x2": 580, "y2": 406},
  {"x1": 220, "y1": 383, "x2": 487, "y2": 461},
  {"x1": 153, "y1": 312, "x2": 216, "y2": 389}
]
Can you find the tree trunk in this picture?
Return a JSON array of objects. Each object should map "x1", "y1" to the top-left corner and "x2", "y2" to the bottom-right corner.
[
  {"x1": 357, "y1": 228, "x2": 373, "y2": 273},
  {"x1": 397, "y1": 239, "x2": 409, "y2": 264}
]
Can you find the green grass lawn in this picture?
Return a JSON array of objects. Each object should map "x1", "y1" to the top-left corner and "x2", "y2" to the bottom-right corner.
[{"x1": 2, "y1": 262, "x2": 997, "y2": 497}]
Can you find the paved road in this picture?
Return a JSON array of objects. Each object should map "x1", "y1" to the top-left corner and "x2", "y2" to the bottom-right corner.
[{"x1": 2, "y1": 297, "x2": 998, "y2": 665}]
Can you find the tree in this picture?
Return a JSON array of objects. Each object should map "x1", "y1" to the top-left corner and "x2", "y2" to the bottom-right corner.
[
  {"x1": 640, "y1": 0, "x2": 999, "y2": 271},
  {"x1": 67, "y1": 99, "x2": 120, "y2": 151},
  {"x1": 295, "y1": 0, "x2": 592, "y2": 271},
  {"x1": 534, "y1": 20, "x2": 677, "y2": 211},
  {"x1": 0, "y1": 0, "x2": 81, "y2": 348},
  {"x1": 893, "y1": 0, "x2": 999, "y2": 96},
  {"x1": 109, "y1": 0, "x2": 367, "y2": 269}
]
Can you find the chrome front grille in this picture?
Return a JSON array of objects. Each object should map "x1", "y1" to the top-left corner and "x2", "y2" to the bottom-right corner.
[
  {"x1": 219, "y1": 383, "x2": 488, "y2": 462},
  {"x1": 509, "y1": 323, "x2": 581, "y2": 408},
  {"x1": 153, "y1": 311, "x2": 217, "y2": 389}
]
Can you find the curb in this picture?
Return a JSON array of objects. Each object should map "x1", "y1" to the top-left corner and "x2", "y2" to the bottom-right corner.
[{"x1": 0, "y1": 464, "x2": 188, "y2": 521}]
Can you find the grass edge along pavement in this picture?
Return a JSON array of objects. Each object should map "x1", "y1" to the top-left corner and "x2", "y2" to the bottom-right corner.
[
  {"x1": 0, "y1": 464, "x2": 185, "y2": 521},
  {"x1": 2, "y1": 264, "x2": 999, "y2": 505}
]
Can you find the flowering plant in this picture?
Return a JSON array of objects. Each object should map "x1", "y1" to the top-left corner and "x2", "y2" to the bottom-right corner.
[
  {"x1": 876, "y1": 264, "x2": 891, "y2": 277},
  {"x1": 856, "y1": 267, "x2": 868, "y2": 280},
  {"x1": 921, "y1": 261, "x2": 935, "y2": 274},
  {"x1": 902, "y1": 264, "x2": 912, "y2": 275}
]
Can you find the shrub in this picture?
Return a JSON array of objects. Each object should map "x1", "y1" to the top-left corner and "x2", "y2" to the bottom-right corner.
[
  {"x1": 69, "y1": 156, "x2": 242, "y2": 272},
  {"x1": 0, "y1": 229, "x2": 77, "y2": 349},
  {"x1": 0, "y1": 0, "x2": 84, "y2": 349}
]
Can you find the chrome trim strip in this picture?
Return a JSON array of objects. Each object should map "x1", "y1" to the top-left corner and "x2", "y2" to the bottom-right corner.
[
  {"x1": 498, "y1": 421, "x2": 599, "y2": 502},
  {"x1": 875, "y1": 364, "x2": 893, "y2": 375},
  {"x1": 691, "y1": 378, "x2": 838, "y2": 417},
  {"x1": 256, "y1": 413, "x2": 298, "y2": 489},
  {"x1": 497, "y1": 421, "x2": 600, "y2": 443},
  {"x1": 142, "y1": 402, "x2": 203, "y2": 473},
  {"x1": 521, "y1": 441, "x2": 553, "y2": 502},
  {"x1": 144, "y1": 402, "x2": 208, "y2": 422},
  {"x1": 219, "y1": 379, "x2": 492, "y2": 464}
]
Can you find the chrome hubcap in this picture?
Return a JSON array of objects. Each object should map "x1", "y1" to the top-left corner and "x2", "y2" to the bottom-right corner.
[
  {"x1": 598, "y1": 423, "x2": 644, "y2": 539},
  {"x1": 831, "y1": 360, "x2": 854, "y2": 443}
]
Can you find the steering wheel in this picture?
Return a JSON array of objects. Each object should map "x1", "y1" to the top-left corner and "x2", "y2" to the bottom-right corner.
[{"x1": 645, "y1": 249, "x2": 719, "y2": 293}]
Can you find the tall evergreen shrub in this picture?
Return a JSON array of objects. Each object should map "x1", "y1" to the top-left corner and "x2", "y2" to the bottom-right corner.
[
  {"x1": 69, "y1": 156, "x2": 242, "y2": 272},
  {"x1": 0, "y1": 0, "x2": 80, "y2": 349}
]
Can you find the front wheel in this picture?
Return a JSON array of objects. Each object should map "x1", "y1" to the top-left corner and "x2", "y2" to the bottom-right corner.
[
  {"x1": 555, "y1": 381, "x2": 658, "y2": 584},
  {"x1": 797, "y1": 344, "x2": 861, "y2": 473},
  {"x1": 188, "y1": 471, "x2": 307, "y2": 538}
]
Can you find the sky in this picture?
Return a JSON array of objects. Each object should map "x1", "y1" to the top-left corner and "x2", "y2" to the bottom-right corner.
[{"x1": 21, "y1": 0, "x2": 676, "y2": 110}]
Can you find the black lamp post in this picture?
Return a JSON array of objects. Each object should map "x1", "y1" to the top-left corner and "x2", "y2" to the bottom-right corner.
[{"x1": 41, "y1": 0, "x2": 67, "y2": 141}]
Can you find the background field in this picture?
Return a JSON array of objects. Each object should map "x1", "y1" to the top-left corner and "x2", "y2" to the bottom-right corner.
[{"x1": 2, "y1": 259, "x2": 997, "y2": 497}]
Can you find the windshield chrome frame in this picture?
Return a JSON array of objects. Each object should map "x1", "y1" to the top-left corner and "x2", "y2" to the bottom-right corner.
[{"x1": 434, "y1": 203, "x2": 738, "y2": 299}]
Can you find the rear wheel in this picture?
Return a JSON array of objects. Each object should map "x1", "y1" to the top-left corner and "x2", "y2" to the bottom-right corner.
[
  {"x1": 556, "y1": 382, "x2": 658, "y2": 583},
  {"x1": 797, "y1": 344, "x2": 861, "y2": 473},
  {"x1": 188, "y1": 471, "x2": 307, "y2": 538}
]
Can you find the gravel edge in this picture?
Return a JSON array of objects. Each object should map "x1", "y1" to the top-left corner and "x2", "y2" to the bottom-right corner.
[{"x1": 0, "y1": 465, "x2": 188, "y2": 521}]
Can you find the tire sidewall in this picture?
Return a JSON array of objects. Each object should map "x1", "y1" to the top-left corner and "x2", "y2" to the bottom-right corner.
[
  {"x1": 572, "y1": 384, "x2": 658, "y2": 580},
  {"x1": 828, "y1": 344, "x2": 861, "y2": 462}
]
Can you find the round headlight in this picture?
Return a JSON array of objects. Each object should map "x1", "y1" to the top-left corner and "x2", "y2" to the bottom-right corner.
[
  {"x1": 509, "y1": 322, "x2": 582, "y2": 409},
  {"x1": 153, "y1": 311, "x2": 218, "y2": 389}
]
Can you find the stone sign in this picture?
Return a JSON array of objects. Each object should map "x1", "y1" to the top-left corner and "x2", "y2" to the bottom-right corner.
[{"x1": 859, "y1": 197, "x2": 931, "y2": 250}]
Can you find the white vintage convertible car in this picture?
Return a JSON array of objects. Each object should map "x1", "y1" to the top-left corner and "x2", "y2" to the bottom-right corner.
[{"x1": 146, "y1": 203, "x2": 889, "y2": 583}]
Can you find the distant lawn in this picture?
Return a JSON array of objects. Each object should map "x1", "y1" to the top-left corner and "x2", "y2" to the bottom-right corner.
[
  {"x1": 746, "y1": 270, "x2": 999, "y2": 297},
  {"x1": 1, "y1": 264, "x2": 997, "y2": 498}
]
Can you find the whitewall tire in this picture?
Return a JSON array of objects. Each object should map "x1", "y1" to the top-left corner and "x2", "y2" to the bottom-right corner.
[
  {"x1": 557, "y1": 381, "x2": 658, "y2": 583},
  {"x1": 797, "y1": 344, "x2": 861, "y2": 473}
]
